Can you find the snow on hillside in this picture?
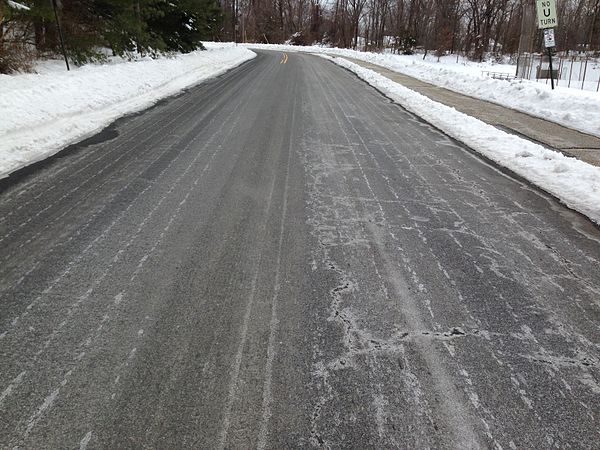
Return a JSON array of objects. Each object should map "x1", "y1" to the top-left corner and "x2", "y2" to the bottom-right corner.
[
  {"x1": 0, "y1": 46, "x2": 256, "y2": 179},
  {"x1": 245, "y1": 43, "x2": 600, "y2": 139}
]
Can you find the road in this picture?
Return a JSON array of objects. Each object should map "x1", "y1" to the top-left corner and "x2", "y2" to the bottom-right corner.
[{"x1": 1, "y1": 50, "x2": 599, "y2": 449}]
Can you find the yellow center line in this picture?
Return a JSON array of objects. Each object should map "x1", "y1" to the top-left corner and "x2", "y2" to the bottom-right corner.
[{"x1": 280, "y1": 53, "x2": 288, "y2": 64}]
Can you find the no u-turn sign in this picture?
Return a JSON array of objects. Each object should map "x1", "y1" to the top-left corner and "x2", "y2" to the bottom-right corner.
[{"x1": 536, "y1": 0, "x2": 558, "y2": 29}]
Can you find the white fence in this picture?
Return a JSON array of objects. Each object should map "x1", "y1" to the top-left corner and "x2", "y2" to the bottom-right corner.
[{"x1": 516, "y1": 53, "x2": 600, "y2": 91}]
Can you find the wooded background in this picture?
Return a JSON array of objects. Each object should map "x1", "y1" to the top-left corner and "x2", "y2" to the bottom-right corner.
[
  {"x1": 224, "y1": 0, "x2": 599, "y2": 56},
  {"x1": 1, "y1": 0, "x2": 599, "y2": 73}
]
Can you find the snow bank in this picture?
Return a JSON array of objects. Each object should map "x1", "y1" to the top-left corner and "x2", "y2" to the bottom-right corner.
[
  {"x1": 323, "y1": 55, "x2": 600, "y2": 224},
  {"x1": 0, "y1": 46, "x2": 255, "y2": 178},
  {"x1": 245, "y1": 44, "x2": 600, "y2": 139}
]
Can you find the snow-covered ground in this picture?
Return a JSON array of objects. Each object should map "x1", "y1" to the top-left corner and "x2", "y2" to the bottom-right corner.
[
  {"x1": 0, "y1": 46, "x2": 255, "y2": 179},
  {"x1": 244, "y1": 44, "x2": 600, "y2": 139}
]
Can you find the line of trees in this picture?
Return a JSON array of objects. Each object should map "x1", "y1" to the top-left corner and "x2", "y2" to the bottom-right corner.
[
  {"x1": 1, "y1": 0, "x2": 222, "y2": 72},
  {"x1": 221, "y1": 0, "x2": 599, "y2": 57},
  {"x1": 1, "y1": 0, "x2": 599, "y2": 73}
]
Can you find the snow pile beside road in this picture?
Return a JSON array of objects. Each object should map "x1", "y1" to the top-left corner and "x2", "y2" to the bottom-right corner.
[
  {"x1": 245, "y1": 43, "x2": 600, "y2": 139},
  {"x1": 0, "y1": 47, "x2": 255, "y2": 178},
  {"x1": 325, "y1": 55, "x2": 600, "y2": 224},
  {"x1": 328, "y1": 49, "x2": 600, "y2": 139}
]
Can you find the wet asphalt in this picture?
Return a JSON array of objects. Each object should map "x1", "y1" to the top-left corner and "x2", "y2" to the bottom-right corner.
[{"x1": 0, "y1": 50, "x2": 599, "y2": 449}]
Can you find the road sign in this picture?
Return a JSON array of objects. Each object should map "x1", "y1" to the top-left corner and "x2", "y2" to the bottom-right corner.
[
  {"x1": 536, "y1": 0, "x2": 558, "y2": 29},
  {"x1": 543, "y1": 28, "x2": 556, "y2": 48}
]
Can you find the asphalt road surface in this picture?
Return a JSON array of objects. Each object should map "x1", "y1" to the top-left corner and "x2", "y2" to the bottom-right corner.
[{"x1": 1, "y1": 50, "x2": 599, "y2": 449}]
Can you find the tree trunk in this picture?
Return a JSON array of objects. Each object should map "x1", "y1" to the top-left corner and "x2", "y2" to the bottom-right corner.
[{"x1": 0, "y1": 10, "x2": 4, "y2": 45}]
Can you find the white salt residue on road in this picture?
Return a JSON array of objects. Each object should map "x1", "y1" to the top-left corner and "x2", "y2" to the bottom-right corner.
[
  {"x1": 325, "y1": 55, "x2": 600, "y2": 225},
  {"x1": 241, "y1": 43, "x2": 600, "y2": 139}
]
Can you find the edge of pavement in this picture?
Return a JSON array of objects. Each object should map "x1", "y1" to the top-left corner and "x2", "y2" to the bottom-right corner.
[
  {"x1": 320, "y1": 53, "x2": 600, "y2": 228},
  {"x1": 333, "y1": 55, "x2": 600, "y2": 168},
  {"x1": 0, "y1": 48, "x2": 257, "y2": 184}
]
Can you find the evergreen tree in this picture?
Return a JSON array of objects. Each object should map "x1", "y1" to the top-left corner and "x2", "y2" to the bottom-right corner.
[
  {"x1": 148, "y1": 0, "x2": 223, "y2": 53},
  {"x1": 1, "y1": 0, "x2": 223, "y2": 71}
]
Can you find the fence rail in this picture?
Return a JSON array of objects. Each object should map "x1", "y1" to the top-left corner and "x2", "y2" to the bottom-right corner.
[
  {"x1": 481, "y1": 71, "x2": 517, "y2": 81},
  {"x1": 516, "y1": 54, "x2": 600, "y2": 92}
]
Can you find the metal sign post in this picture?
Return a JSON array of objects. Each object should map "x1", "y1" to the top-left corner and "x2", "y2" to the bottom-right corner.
[
  {"x1": 544, "y1": 28, "x2": 555, "y2": 89},
  {"x1": 51, "y1": 0, "x2": 70, "y2": 71},
  {"x1": 536, "y1": 0, "x2": 558, "y2": 89}
]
